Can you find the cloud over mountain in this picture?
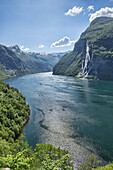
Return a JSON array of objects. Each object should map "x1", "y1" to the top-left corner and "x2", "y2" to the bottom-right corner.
[
  {"x1": 51, "y1": 37, "x2": 76, "y2": 48},
  {"x1": 89, "y1": 7, "x2": 113, "y2": 22},
  {"x1": 87, "y1": 6, "x2": 94, "y2": 11},
  {"x1": 20, "y1": 45, "x2": 29, "y2": 51}
]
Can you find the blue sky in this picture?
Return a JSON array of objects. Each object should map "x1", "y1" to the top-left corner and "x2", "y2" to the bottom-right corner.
[{"x1": 0, "y1": 0, "x2": 113, "y2": 53}]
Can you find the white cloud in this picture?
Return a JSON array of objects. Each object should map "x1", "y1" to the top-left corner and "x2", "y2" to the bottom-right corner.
[
  {"x1": 20, "y1": 45, "x2": 24, "y2": 49},
  {"x1": 87, "y1": 6, "x2": 94, "y2": 11},
  {"x1": 23, "y1": 48, "x2": 29, "y2": 51},
  {"x1": 20, "y1": 45, "x2": 29, "y2": 52},
  {"x1": 51, "y1": 37, "x2": 76, "y2": 48},
  {"x1": 65, "y1": 6, "x2": 84, "y2": 16},
  {"x1": 38, "y1": 44, "x2": 45, "y2": 48},
  {"x1": 89, "y1": 7, "x2": 113, "y2": 22}
]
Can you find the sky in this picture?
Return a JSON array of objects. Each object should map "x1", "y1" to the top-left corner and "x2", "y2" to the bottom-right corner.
[{"x1": 0, "y1": 0, "x2": 113, "y2": 53}]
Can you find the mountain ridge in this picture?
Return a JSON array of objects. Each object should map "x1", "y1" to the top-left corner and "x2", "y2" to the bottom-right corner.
[{"x1": 0, "y1": 44, "x2": 65, "y2": 80}]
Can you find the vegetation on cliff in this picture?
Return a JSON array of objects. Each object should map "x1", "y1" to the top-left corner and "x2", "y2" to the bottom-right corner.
[
  {"x1": 53, "y1": 17, "x2": 113, "y2": 81},
  {"x1": 0, "y1": 136, "x2": 74, "y2": 170},
  {"x1": 0, "y1": 81, "x2": 29, "y2": 142}
]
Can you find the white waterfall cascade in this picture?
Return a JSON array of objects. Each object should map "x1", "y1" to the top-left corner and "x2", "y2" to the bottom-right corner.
[{"x1": 82, "y1": 42, "x2": 91, "y2": 74}]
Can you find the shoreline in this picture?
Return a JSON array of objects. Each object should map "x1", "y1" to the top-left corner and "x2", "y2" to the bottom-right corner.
[
  {"x1": 0, "y1": 79, "x2": 31, "y2": 142},
  {"x1": 17, "y1": 108, "x2": 31, "y2": 140}
]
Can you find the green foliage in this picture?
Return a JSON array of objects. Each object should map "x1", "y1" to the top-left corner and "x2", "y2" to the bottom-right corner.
[
  {"x1": 1, "y1": 137, "x2": 113, "y2": 170},
  {"x1": 0, "y1": 136, "x2": 33, "y2": 170},
  {"x1": 34, "y1": 144, "x2": 73, "y2": 170},
  {"x1": 78, "y1": 154, "x2": 113, "y2": 170},
  {"x1": 86, "y1": 75, "x2": 97, "y2": 80},
  {"x1": 0, "y1": 65, "x2": 13, "y2": 80},
  {"x1": 78, "y1": 154, "x2": 101, "y2": 170},
  {"x1": 94, "y1": 163, "x2": 113, "y2": 170},
  {"x1": 0, "y1": 81, "x2": 29, "y2": 141},
  {"x1": 0, "y1": 136, "x2": 73, "y2": 170},
  {"x1": 1, "y1": 151, "x2": 31, "y2": 170},
  {"x1": 41, "y1": 154, "x2": 73, "y2": 170},
  {"x1": 53, "y1": 51, "x2": 83, "y2": 76}
]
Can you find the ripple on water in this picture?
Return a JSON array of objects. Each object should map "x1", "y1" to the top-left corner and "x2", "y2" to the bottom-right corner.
[{"x1": 4, "y1": 72, "x2": 113, "y2": 168}]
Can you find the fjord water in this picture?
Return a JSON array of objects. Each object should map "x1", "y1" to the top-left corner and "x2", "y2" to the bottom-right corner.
[{"x1": 4, "y1": 72, "x2": 113, "y2": 165}]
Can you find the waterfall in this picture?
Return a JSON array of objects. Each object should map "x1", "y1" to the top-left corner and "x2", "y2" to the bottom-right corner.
[
  {"x1": 84, "y1": 42, "x2": 90, "y2": 69},
  {"x1": 82, "y1": 42, "x2": 91, "y2": 74},
  {"x1": 82, "y1": 61, "x2": 84, "y2": 72}
]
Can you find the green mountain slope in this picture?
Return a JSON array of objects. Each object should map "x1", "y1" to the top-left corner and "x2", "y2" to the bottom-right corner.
[
  {"x1": 53, "y1": 17, "x2": 113, "y2": 81},
  {"x1": 0, "y1": 45, "x2": 52, "y2": 80},
  {"x1": 28, "y1": 51, "x2": 66, "y2": 69},
  {"x1": 0, "y1": 45, "x2": 64, "y2": 80}
]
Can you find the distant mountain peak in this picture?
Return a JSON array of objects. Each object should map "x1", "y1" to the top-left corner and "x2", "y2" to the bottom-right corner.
[
  {"x1": 8, "y1": 45, "x2": 22, "y2": 54},
  {"x1": 0, "y1": 43, "x2": 65, "y2": 80}
]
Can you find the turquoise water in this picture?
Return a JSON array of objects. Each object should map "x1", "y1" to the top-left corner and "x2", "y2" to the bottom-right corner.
[{"x1": 4, "y1": 72, "x2": 113, "y2": 166}]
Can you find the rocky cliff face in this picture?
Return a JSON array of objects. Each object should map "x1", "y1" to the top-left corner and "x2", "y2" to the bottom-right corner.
[
  {"x1": 53, "y1": 17, "x2": 113, "y2": 81},
  {"x1": 9, "y1": 45, "x2": 22, "y2": 54}
]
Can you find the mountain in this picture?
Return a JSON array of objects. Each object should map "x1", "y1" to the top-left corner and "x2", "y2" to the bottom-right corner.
[
  {"x1": 53, "y1": 17, "x2": 113, "y2": 81},
  {"x1": 0, "y1": 45, "x2": 51, "y2": 80},
  {"x1": 0, "y1": 45, "x2": 64, "y2": 80},
  {"x1": 9, "y1": 45, "x2": 22, "y2": 54},
  {"x1": 28, "y1": 51, "x2": 66, "y2": 69}
]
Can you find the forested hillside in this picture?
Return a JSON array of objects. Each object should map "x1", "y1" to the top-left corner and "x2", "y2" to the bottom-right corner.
[{"x1": 0, "y1": 81, "x2": 30, "y2": 142}]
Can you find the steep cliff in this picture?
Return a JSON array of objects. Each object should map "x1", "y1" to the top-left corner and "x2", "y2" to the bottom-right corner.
[{"x1": 53, "y1": 17, "x2": 113, "y2": 81}]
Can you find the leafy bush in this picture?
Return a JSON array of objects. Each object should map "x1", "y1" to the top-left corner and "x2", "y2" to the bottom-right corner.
[
  {"x1": 78, "y1": 154, "x2": 101, "y2": 170},
  {"x1": 0, "y1": 136, "x2": 74, "y2": 170}
]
